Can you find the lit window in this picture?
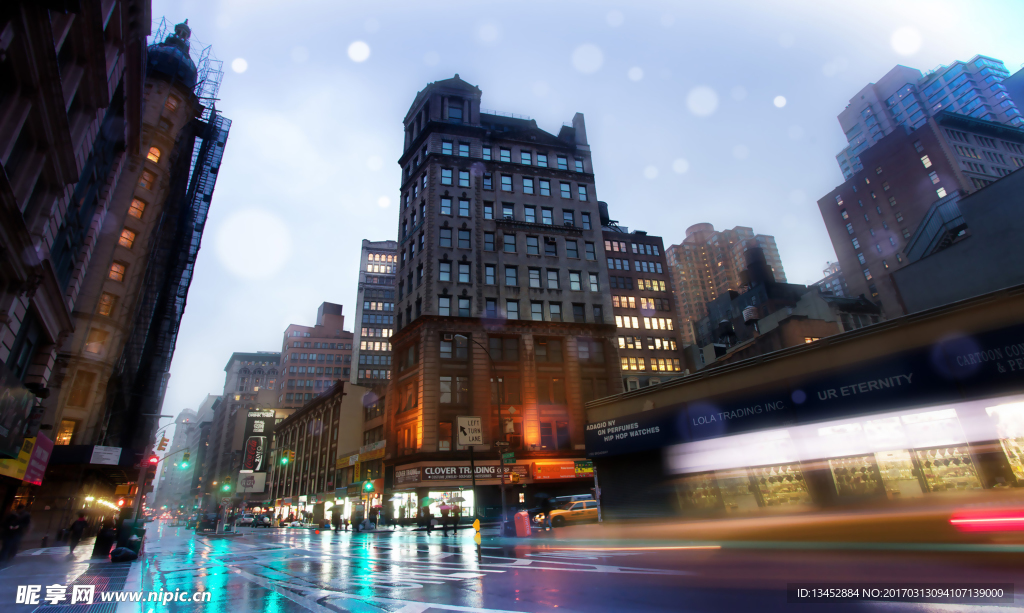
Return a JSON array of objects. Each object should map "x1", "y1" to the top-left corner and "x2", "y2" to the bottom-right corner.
[
  {"x1": 55, "y1": 419, "x2": 76, "y2": 445},
  {"x1": 139, "y1": 170, "x2": 156, "y2": 190},
  {"x1": 165, "y1": 96, "x2": 180, "y2": 112},
  {"x1": 97, "y1": 292, "x2": 117, "y2": 316},
  {"x1": 128, "y1": 198, "x2": 146, "y2": 219},
  {"x1": 84, "y1": 328, "x2": 109, "y2": 354},
  {"x1": 108, "y1": 262, "x2": 126, "y2": 282},
  {"x1": 936, "y1": 187, "x2": 947, "y2": 198},
  {"x1": 921, "y1": 155, "x2": 932, "y2": 168},
  {"x1": 118, "y1": 228, "x2": 136, "y2": 249}
]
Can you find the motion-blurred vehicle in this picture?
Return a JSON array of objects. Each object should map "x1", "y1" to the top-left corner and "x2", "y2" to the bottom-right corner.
[
  {"x1": 533, "y1": 495, "x2": 594, "y2": 525},
  {"x1": 547, "y1": 500, "x2": 599, "y2": 527}
]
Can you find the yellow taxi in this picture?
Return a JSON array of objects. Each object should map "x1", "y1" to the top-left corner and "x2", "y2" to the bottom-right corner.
[{"x1": 547, "y1": 500, "x2": 598, "y2": 527}]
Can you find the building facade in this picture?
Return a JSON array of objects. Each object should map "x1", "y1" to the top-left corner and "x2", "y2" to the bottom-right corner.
[
  {"x1": 813, "y1": 261, "x2": 849, "y2": 297},
  {"x1": 666, "y1": 223, "x2": 786, "y2": 345},
  {"x1": 0, "y1": 1, "x2": 150, "y2": 509},
  {"x1": 279, "y1": 302, "x2": 353, "y2": 410},
  {"x1": 350, "y1": 239, "x2": 397, "y2": 386},
  {"x1": 385, "y1": 75, "x2": 620, "y2": 519},
  {"x1": 153, "y1": 408, "x2": 196, "y2": 511},
  {"x1": 817, "y1": 111, "x2": 1024, "y2": 318},
  {"x1": 835, "y1": 55, "x2": 1021, "y2": 179},
  {"x1": 601, "y1": 226, "x2": 684, "y2": 389},
  {"x1": 202, "y1": 351, "x2": 279, "y2": 509}
]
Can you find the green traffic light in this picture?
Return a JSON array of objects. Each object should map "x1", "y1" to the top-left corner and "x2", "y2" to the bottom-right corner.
[
  {"x1": 180, "y1": 461, "x2": 189, "y2": 469},
  {"x1": 280, "y1": 457, "x2": 289, "y2": 465},
  {"x1": 222, "y1": 483, "x2": 230, "y2": 492},
  {"x1": 363, "y1": 480, "x2": 374, "y2": 492}
]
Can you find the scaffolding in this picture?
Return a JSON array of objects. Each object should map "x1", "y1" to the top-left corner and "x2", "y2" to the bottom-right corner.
[{"x1": 150, "y1": 17, "x2": 224, "y2": 101}]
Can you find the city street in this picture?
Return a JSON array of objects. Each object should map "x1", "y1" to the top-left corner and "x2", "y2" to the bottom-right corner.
[{"x1": 8, "y1": 520, "x2": 1022, "y2": 612}]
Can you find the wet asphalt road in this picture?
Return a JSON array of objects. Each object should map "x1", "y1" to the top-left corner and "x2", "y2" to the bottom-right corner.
[{"x1": 108, "y1": 521, "x2": 1024, "y2": 612}]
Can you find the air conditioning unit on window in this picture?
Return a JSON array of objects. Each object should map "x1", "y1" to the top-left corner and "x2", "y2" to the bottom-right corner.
[{"x1": 443, "y1": 333, "x2": 454, "y2": 341}]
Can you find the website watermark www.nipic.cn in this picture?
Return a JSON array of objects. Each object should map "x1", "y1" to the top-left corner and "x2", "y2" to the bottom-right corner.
[{"x1": 15, "y1": 584, "x2": 212, "y2": 605}]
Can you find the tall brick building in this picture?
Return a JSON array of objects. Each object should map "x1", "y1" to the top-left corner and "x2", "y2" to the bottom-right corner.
[{"x1": 385, "y1": 75, "x2": 620, "y2": 518}]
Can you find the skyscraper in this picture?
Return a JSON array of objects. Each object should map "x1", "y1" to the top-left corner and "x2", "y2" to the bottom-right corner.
[
  {"x1": 279, "y1": 302, "x2": 353, "y2": 410},
  {"x1": 834, "y1": 55, "x2": 1020, "y2": 179},
  {"x1": 666, "y1": 224, "x2": 786, "y2": 345},
  {"x1": 350, "y1": 239, "x2": 397, "y2": 386},
  {"x1": 386, "y1": 76, "x2": 620, "y2": 516}
]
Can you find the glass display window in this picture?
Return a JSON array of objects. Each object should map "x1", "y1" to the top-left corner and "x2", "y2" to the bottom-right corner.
[
  {"x1": 873, "y1": 449, "x2": 924, "y2": 499},
  {"x1": 986, "y1": 402, "x2": 1024, "y2": 483},
  {"x1": 749, "y1": 463, "x2": 812, "y2": 507},
  {"x1": 914, "y1": 446, "x2": 983, "y2": 492},
  {"x1": 674, "y1": 472, "x2": 721, "y2": 511},
  {"x1": 715, "y1": 468, "x2": 760, "y2": 514},
  {"x1": 828, "y1": 454, "x2": 884, "y2": 497},
  {"x1": 426, "y1": 490, "x2": 474, "y2": 518}
]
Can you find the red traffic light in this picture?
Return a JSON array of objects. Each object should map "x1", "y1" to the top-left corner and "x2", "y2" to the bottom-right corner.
[
  {"x1": 117, "y1": 498, "x2": 125, "y2": 507},
  {"x1": 148, "y1": 455, "x2": 159, "y2": 464}
]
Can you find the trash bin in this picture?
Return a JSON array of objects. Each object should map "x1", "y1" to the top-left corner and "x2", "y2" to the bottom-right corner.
[{"x1": 514, "y1": 511, "x2": 531, "y2": 538}]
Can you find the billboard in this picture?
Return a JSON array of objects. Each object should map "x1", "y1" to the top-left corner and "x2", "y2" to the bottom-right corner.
[{"x1": 241, "y1": 410, "x2": 275, "y2": 476}]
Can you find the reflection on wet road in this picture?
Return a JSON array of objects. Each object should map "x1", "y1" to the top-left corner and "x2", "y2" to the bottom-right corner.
[{"x1": 137, "y1": 521, "x2": 1023, "y2": 612}]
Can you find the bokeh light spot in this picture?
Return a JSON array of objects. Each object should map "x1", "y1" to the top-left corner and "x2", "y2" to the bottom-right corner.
[
  {"x1": 687, "y1": 86, "x2": 718, "y2": 117},
  {"x1": 891, "y1": 27, "x2": 922, "y2": 55},
  {"x1": 230, "y1": 58, "x2": 247, "y2": 73},
  {"x1": 627, "y1": 67, "x2": 643, "y2": 82},
  {"x1": 571, "y1": 44, "x2": 604, "y2": 74},
  {"x1": 377, "y1": 196, "x2": 391, "y2": 208},
  {"x1": 774, "y1": 95, "x2": 787, "y2": 108},
  {"x1": 672, "y1": 158, "x2": 690, "y2": 174},
  {"x1": 348, "y1": 41, "x2": 371, "y2": 62}
]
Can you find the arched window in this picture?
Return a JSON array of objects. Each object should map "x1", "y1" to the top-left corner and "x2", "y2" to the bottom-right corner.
[{"x1": 147, "y1": 147, "x2": 161, "y2": 163}]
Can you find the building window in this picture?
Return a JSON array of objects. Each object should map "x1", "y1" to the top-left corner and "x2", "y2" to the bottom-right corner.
[
  {"x1": 441, "y1": 197, "x2": 452, "y2": 215},
  {"x1": 851, "y1": 238, "x2": 860, "y2": 249},
  {"x1": 531, "y1": 301, "x2": 543, "y2": 321},
  {"x1": 484, "y1": 203, "x2": 493, "y2": 219},
  {"x1": 560, "y1": 182, "x2": 571, "y2": 198},
  {"x1": 863, "y1": 268, "x2": 872, "y2": 281},
  {"x1": 589, "y1": 273, "x2": 600, "y2": 291},
  {"x1": 483, "y1": 174, "x2": 492, "y2": 190},
  {"x1": 539, "y1": 179, "x2": 551, "y2": 196},
  {"x1": 573, "y1": 304, "x2": 586, "y2": 322},
  {"x1": 522, "y1": 205, "x2": 535, "y2": 222},
  {"x1": 458, "y1": 297, "x2": 470, "y2": 316},
  {"x1": 505, "y1": 266, "x2": 518, "y2": 286},
  {"x1": 545, "y1": 238, "x2": 557, "y2": 256},
  {"x1": 857, "y1": 253, "x2": 866, "y2": 264},
  {"x1": 506, "y1": 300, "x2": 519, "y2": 319},
  {"x1": 562, "y1": 210, "x2": 574, "y2": 226},
  {"x1": 902, "y1": 228, "x2": 911, "y2": 238},
  {"x1": 97, "y1": 292, "x2": 117, "y2": 316},
  {"x1": 521, "y1": 151, "x2": 532, "y2": 165},
  {"x1": 578, "y1": 185, "x2": 588, "y2": 201},
  {"x1": 921, "y1": 155, "x2": 932, "y2": 168},
  {"x1": 537, "y1": 153, "x2": 548, "y2": 167},
  {"x1": 549, "y1": 303, "x2": 562, "y2": 321},
  {"x1": 582, "y1": 212, "x2": 592, "y2": 229},
  {"x1": 459, "y1": 143, "x2": 469, "y2": 157},
  {"x1": 936, "y1": 187, "x2": 947, "y2": 198},
  {"x1": 440, "y1": 228, "x2": 452, "y2": 247},
  {"x1": 501, "y1": 175, "x2": 513, "y2": 191},
  {"x1": 485, "y1": 232, "x2": 495, "y2": 251},
  {"x1": 139, "y1": 170, "x2": 156, "y2": 190},
  {"x1": 458, "y1": 229, "x2": 470, "y2": 249},
  {"x1": 928, "y1": 171, "x2": 940, "y2": 184},
  {"x1": 483, "y1": 147, "x2": 492, "y2": 160},
  {"x1": 529, "y1": 268, "x2": 541, "y2": 288},
  {"x1": 84, "y1": 328, "x2": 109, "y2": 354},
  {"x1": 535, "y1": 338, "x2": 563, "y2": 363},
  {"x1": 439, "y1": 296, "x2": 451, "y2": 316},
  {"x1": 557, "y1": 156, "x2": 568, "y2": 170},
  {"x1": 523, "y1": 177, "x2": 534, "y2": 194},
  {"x1": 503, "y1": 234, "x2": 516, "y2": 253},
  {"x1": 525, "y1": 236, "x2": 539, "y2": 255},
  {"x1": 566, "y1": 240, "x2": 579, "y2": 258},
  {"x1": 500, "y1": 148, "x2": 511, "y2": 162},
  {"x1": 54, "y1": 419, "x2": 76, "y2": 445},
  {"x1": 459, "y1": 170, "x2": 470, "y2": 187},
  {"x1": 485, "y1": 298, "x2": 498, "y2": 317},
  {"x1": 569, "y1": 271, "x2": 582, "y2": 290},
  {"x1": 128, "y1": 198, "x2": 146, "y2": 219},
  {"x1": 165, "y1": 96, "x2": 180, "y2": 112},
  {"x1": 439, "y1": 261, "x2": 451, "y2": 281},
  {"x1": 147, "y1": 147, "x2": 161, "y2": 163},
  {"x1": 547, "y1": 269, "x2": 560, "y2": 289},
  {"x1": 442, "y1": 141, "x2": 453, "y2": 155},
  {"x1": 118, "y1": 228, "x2": 136, "y2": 249},
  {"x1": 459, "y1": 262, "x2": 470, "y2": 283},
  {"x1": 846, "y1": 223, "x2": 854, "y2": 235},
  {"x1": 485, "y1": 264, "x2": 496, "y2": 285},
  {"x1": 441, "y1": 169, "x2": 453, "y2": 185},
  {"x1": 585, "y1": 242, "x2": 596, "y2": 260},
  {"x1": 439, "y1": 375, "x2": 470, "y2": 404},
  {"x1": 575, "y1": 159, "x2": 584, "y2": 172},
  {"x1": 108, "y1": 262, "x2": 127, "y2": 282}
]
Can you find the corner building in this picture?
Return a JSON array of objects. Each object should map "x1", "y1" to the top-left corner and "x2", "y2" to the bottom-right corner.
[{"x1": 386, "y1": 76, "x2": 621, "y2": 519}]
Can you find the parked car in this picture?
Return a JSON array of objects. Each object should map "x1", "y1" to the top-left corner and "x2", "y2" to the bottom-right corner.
[
  {"x1": 254, "y1": 515, "x2": 273, "y2": 528},
  {"x1": 237, "y1": 514, "x2": 255, "y2": 526},
  {"x1": 547, "y1": 500, "x2": 599, "y2": 527},
  {"x1": 186, "y1": 515, "x2": 199, "y2": 529}
]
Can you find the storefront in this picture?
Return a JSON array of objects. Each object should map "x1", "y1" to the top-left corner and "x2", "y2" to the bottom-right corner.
[{"x1": 585, "y1": 300, "x2": 1024, "y2": 519}]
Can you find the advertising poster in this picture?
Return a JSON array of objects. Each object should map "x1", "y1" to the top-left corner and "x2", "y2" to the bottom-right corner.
[
  {"x1": 241, "y1": 410, "x2": 276, "y2": 475},
  {"x1": 22, "y1": 432, "x2": 53, "y2": 485}
]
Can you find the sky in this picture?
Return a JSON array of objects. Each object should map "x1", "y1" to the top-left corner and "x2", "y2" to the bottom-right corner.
[{"x1": 152, "y1": 0, "x2": 1024, "y2": 435}]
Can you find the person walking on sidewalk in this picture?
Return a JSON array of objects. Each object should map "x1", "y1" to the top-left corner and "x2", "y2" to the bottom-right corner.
[
  {"x1": 1, "y1": 504, "x2": 31, "y2": 564},
  {"x1": 68, "y1": 512, "x2": 89, "y2": 554},
  {"x1": 440, "y1": 505, "x2": 451, "y2": 536},
  {"x1": 539, "y1": 496, "x2": 553, "y2": 531}
]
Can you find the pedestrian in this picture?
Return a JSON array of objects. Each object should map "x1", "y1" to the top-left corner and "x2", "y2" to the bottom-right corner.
[
  {"x1": 68, "y1": 512, "x2": 89, "y2": 554},
  {"x1": 539, "y1": 496, "x2": 553, "y2": 531},
  {"x1": 1, "y1": 504, "x2": 31, "y2": 564},
  {"x1": 440, "y1": 505, "x2": 450, "y2": 536}
]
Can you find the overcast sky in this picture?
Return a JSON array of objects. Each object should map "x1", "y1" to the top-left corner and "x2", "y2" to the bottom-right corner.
[{"x1": 152, "y1": 0, "x2": 1024, "y2": 435}]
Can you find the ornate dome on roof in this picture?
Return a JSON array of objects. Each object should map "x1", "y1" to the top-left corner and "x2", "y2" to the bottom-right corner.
[{"x1": 146, "y1": 19, "x2": 197, "y2": 90}]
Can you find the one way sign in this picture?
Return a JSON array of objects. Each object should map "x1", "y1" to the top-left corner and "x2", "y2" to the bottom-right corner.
[{"x1": 457, "y1": 416, "x2": 483, "y2": 446}]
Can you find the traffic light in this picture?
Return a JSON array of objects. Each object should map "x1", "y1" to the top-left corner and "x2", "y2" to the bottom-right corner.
[
  {"x1": 117, "y1": 498, "x2": 125, "y2": 507},
  {"x1": 289, "y1": 450, "x2": 296, "y2": 463},
  {"x1": 363, "y1": 480, "x2": 375, "y2": 493},
  {"x1": 280, "y1": 450, "x2": 290, "y2": 465},
  {"x1": 181, "y1": 451, "x2": 190, "y2": 469},
  {"x1": 221, "y1": 476, "x2": 232, "y2": 492},
  {"x1": 148, "y1": 455, "x2": 159, "y2": 465},
  {"x1": 157, "y1": 437, "x2": 168, "y2": 451}
]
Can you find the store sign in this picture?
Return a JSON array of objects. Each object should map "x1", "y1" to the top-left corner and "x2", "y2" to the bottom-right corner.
[
  {"x1": 421, "y1": 464, "x2": 528, "y2": 481},
  {"x1": 22, "y1": 433, "x2": 52, "y2": 485},
  {"x1": 359, "y1": 447, "x2": 385, "y2": 462},
  {"x1": 0, "y1": 361, "x2": 36, "y2": 459},
  {"x1": 90, "y1": 445, "x2": 122, "y2": 466},
  {"x1": 574, "y1": 460, "x2": 594, "y2": 477},
  {"x1": 235, "y1": 472, "x2": 266, "y2": 493},
  {"x1": 395, "y1": 468, "x2": 421, "y2": 485},
  {"x1": 241, "y1": 410, "x2": 275, "y2": 474},
  {"x1": 586, "y1": 322, "x2": 1024, "y2": 458},
  {"x1": 347, "y1": 481, "x2": 364, "y2": 496},
  {"x1": 0, "y1": 437, "x2": 34, "y2": 480},
  {"x1": 360, "y1": 440, "x2": 386, "y2": 455},
  {"x1": 336, "y1": 453, "x2": 359, "y2": 469},
  {"x1": 283, "y1": 497, "x2": 292, "y2": 505},
  {"x1": 456, "y1": 416, "x2": 483, "y2": 446},
  {"x1": 533, "y1": 460, "x2": 589, "y2": 480}
]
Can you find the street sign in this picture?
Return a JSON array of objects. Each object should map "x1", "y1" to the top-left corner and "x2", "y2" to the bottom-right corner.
[
  {"x1": 457, "y1": 416, "x2": 483, "y2": 446},
  {"x1": 502, "y1": 452, "x2": 515, "y2": 463},
  {"x1": 493, "y1": 441, "x2": 510, "y2": 448}
]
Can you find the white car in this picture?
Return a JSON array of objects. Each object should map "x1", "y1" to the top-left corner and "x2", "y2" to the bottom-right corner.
[{"x1": 236, "y1": 514, "x2": 255, "y2": 526}]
